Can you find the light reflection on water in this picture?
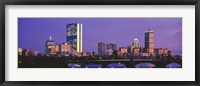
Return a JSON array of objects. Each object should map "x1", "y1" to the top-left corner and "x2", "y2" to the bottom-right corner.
[
  {"x1": 107, "y1": 62, "x2": 126, "y2": 68},
  {"x1": 84, "y1": 64, "x2": 102, "y2": 68},
  {"x1": 68, "y1": 63, "x2": 81, "y2": 68},
  {"x1": 68, "y1": 62, "x2": 181, "y2": 68},
  {"x1": 166, "y1": 62, "x2": 181, "y2": 68},
  {"x1": 135, "y1": 62, "x2": 155, "y2": 68}
]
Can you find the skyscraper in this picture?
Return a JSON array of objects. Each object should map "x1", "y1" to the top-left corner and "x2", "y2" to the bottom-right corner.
[
  {"x1": 145, "y1": 28, "x2": 154, "y2": 54},
  {"x1": 133, "y1": 38, "x2": 140, "y2": 55},
  {"x1": 98, "y1": 42, "x2": 106, "y2": 56},
  {"x1": 133, "y1": 38, "x2": 140, "y2": 48},
  {"x1": 127, "y1": 38, "x2": 140, "y2": 54},
  {"x1": 66, "y1": 23, "x2": 82, "y2": 52}
]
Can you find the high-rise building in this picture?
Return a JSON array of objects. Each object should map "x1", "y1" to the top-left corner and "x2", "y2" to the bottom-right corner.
[
  {"x1": 145, "y1": 28, "x2": 154, "y2": 54},
  {"x1": 127, "y1": 38, "x2": 140, "y2": 54},
  {"x1": 66, "y1": 23, "x2": 82, "y2": 52},
  {"x1": 133, "y1": 38, "x2": 140, "y2": 55},
  {"x1": 107, "y1": 43, "x2": 117, "y2": 51},
  {"x1": 45, "y1": 36, "x2": 59, "y2": 55},
  {"x1": 133, "y1": 38, "x2": 140, "y2": 48},
  {"x1": 98, "y1": 42, "x2": 106, "y2": 56}
]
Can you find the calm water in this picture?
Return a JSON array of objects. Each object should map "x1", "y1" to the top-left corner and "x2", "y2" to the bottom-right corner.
[{"x1": 67, "y1": 62, "x2": 181, "y2": 68}]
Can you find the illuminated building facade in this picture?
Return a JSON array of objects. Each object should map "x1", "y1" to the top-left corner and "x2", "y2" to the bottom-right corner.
[
  {"x1": 133, "y1": 38, "x2": 140, "y2": 48},
  {"x1": 59, "y1": 42, "x2": 72, "y2": 54},
  {"x1": 117, "y1": 51, "x2": 122, "y2": 57},
  {"x1": 82, "y1": 52, "x2": 90, "y2": 56},
  {"x1": 145, "y1": 28, "x2": 154, "y2": 54},
  {"x1": 127, "y1": 38, "x2": 140, "y2": 54},
  {"x1": 18, "y1": 47, "x2": 23, "y2": 55},
  {"x1": 119, "y1": 47, "x2": 127, "y2": 55},
  {"x1": 66, "y1": 23, "x2": 82, "y2": 52},
  {"x1": 155, "y1": 48, "x2": 168, "y2": 55},
  {"x1": 132, "y1": 38, "x2": 140, "y2": 55},
  {"x1": 127, "y1": 45, "x2": 133, "y2": 53},
  {"x1": 98, "y1": 42, "x2": 106, "y2": 56},
  {"x1": 133, "y1": 48, "x2": 140, "y2": 55},
  {"x1": 45, "y1": 36, "x2": 59, "y2": 55},
  {"x1": 107, "y1": 50, "x2": 113, "y2": 56}
]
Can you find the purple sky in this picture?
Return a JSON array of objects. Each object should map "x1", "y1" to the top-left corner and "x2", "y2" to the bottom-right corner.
[{"x1": 18, "y1": 18, "x2": 182, "y2": 55}]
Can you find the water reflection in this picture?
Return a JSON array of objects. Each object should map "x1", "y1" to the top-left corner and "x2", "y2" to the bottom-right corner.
[
  {"x1": 84, "y1": 64, "x2": 102, "y2": 68},
  {"x1": 68, "y1": 63, "x2": 81, "y2": 68},
  {"x1": 67, "y1": 62, "x2": 181, "y2": 68},
  {"x1": 166, "y1": 62, "x2": 181, "y2": 68},
  {"x1": 107, "y1": 62, "x2": 125, "y2": 68},
  {"x1": 135, "y1": 62, "x2": 155, "y2": 68}
]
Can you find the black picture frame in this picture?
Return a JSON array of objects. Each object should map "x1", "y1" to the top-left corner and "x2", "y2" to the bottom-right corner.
[{"x1": 0, "y1": 0, "x2": 199, "y2": 86}]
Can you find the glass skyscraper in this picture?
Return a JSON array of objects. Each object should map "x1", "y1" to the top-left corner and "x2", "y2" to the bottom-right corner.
[{"x1": 66, "y1": 23, "x2": 82, "y2": 52}]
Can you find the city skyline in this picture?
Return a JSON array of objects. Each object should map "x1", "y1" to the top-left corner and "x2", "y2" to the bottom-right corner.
[{"x1": 18, "y1": 18, "x2": 182, "y2": 55}]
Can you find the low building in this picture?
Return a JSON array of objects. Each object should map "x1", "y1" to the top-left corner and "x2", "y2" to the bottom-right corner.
[
  {"x1": 23, "y1": 49, "x2": 34, "y2": 56},
  {"x1": 117, "y1": 51, "x2": 122, "y2": 57},
  {"x1": 133, "y1": 48, "x2": 140, "y2": 55},
  {"x1": 155, "y1": 48, "x2": 168, "y2": 56},
  {"x1": 33, "y1": 51, "x2": 40, "y2": 56},
  {"x1": 107, "y1": 49, "x2": 113, "y2": 56},
  {"x1": 90, "y1": 52, "x2": 97, "y2": 56},
  {"x1": 141, "y1": 53, "x2": 150, "y2": 57},
  {"x1": 59, "y1": 42, "x2": 72, "y2": 55},
  {"x1": 119, "y1": 47, "x2": 127, "y2": 55},
  {"x1": 82, "y1": 52, "x2": 90, "y2": 56},
  {"x1": 18, "y1": 47, "x2": 23, "y2": 55}
]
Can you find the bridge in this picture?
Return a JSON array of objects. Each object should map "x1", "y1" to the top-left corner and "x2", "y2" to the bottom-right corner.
[
  {"x1": 80, "y1": 58, "x2": 164, "y2": 68},
  {"x1": 86, "y1": 59, "x2": 160, "y2": 62}
]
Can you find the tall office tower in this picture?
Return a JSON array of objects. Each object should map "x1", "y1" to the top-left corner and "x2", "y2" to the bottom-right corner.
[
  {"x1": 66, "y1": 23, "x2": 82, "y2": 52},
  {"x1": 107, "y1": 43, "x2": 117, "y2": 51},
  {"x1": 98, "y1": 42, "x2": 106, "y2": 56},
  {"x1": 133, "y1": 38, "x2": 140, "y2": 48},
  {"x1": 145, "y1": 28, "x2": 154, "y2": 54},
  {"x1": 45, "y1": 36, "x2": 59, "y2": 55},
  {"x1": 132, "y1": 38, "x2": 140, "y2": 55}
]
